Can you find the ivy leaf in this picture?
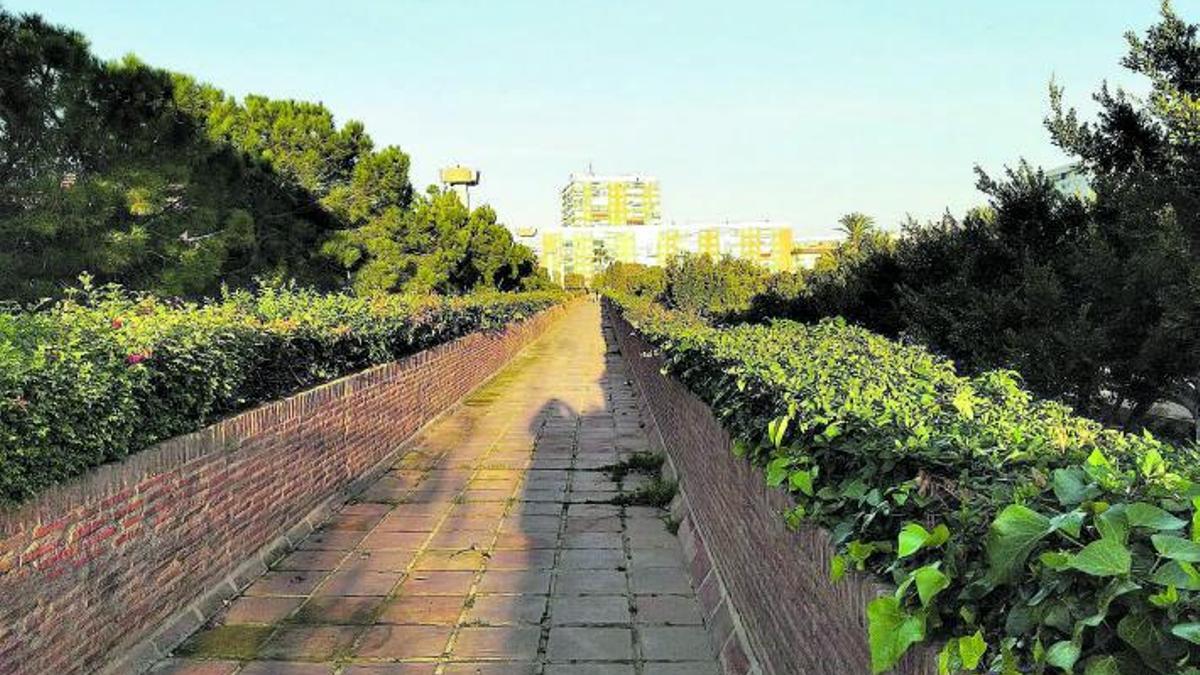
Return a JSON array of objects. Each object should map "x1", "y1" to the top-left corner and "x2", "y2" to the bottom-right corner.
[
  {"x1": 1045, "y1": 640, "x2": 1080, "y2": 672},
  {"x1": 952, "y1": 388, "x2": 975, "y2": 419},
  {"x1": 1052, "y1": 467, "x2": 1099, "y2": 507},
  {"x1": 1149, "y1": 585, "x2": 1179, "y2": 608},
  {"x1": 765, "y1": 457, "x2": 790, "y2": 487},
  {"x1": 1078, "y1": 578, "x2": 1140, "y2": 628},
  {"x1": 1095, "y1": 505, "x2": 1129, "y2": 544},
  {"x1": 1151, "y1": 560, "x2": 1200, "y2": 590},
  {"x1": 1069, "y1": 538, "x2": 1131, "y2": 577},
  {"x1": 867, "y1": 596, "x2": 925, "y2": 674},
  {"x1": 1138, "y1": 447, "x2": 1166, "y2": 478},
  {"x1": 898, "y1": 523, "x2": 931, "y2": 558},
  {"x1": 937, "y1": 640, "x2": 959, "y2": 675},
  {"x1": 830, "y1": 554, "x2": 846, "y2": 582},
  {"x1": 1125, "y1": 502, "x2": 1186, "y2": 530},
  {"x1": 767, "y1": 415, "x2": 789, "y2": 448},
  {"x1": 789, "y1": 468, "x2": 815, "y2": 496},
  {"x1": 1082, "y1": 656, "x2": 1121, "y2": 675},
  {"x1": 1170, "y1": 623, "x2": 1200, "y2": 645},
  {"x1": 1117, "y1": 613, "x2": 1174, "y2": 672},
  {"x1": 1050, "y1": 510, "x2": 1085, "y2": 539},
  {"x1": 914, "y1": 564, "x2": 950, "y2": 607},
  {"x1": 958, "y1": 630, "x2": 986, "y2": 670},
  {"x1": 1151, "y1": 534, "x2": 1200, "y2": 562},
  {"x1": 986, "y1": 504, "x2": 1053, "y2": 584},
  {"x1": 897, "y1": 523, "x2": 950, "y2": 558}
]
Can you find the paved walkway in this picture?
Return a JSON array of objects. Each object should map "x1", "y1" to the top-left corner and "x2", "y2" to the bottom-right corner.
[{"x1": 153, "y1": 301, "x2": 719, "y2": 675}]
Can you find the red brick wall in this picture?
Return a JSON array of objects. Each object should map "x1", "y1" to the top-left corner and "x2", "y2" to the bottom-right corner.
[
  {"x1": 609, "y1": 304, "x2": 936, "y2": 675},
  {"x1": 0, "y1": 307, "x2": 562, "y2": 675}
]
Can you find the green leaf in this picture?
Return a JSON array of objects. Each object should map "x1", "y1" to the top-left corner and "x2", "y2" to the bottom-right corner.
[
  {"x1": 1050, "y1": 510, "x2": 1085, "y2": 539},
  {"x1": 959, "y1": 630, "x2": 986, "y2": 670},
  {"x1": 952, "y1": 388, "x2": 975, "y2": 419},
  {"x1": 1039, "y1": 550, "x2": 1072, "y2": 570},
  {"x1": 986, "y1": 504, "x2": 1053, "y2": 584},
  {"x1": 1170, "y1": 623, "x2": 1200, "y2": 645},
  {"x1": 1139, "y1": 447, "x2": 1166, "y2": 478},
  {"x1": 767, "y1": 415, "x2": 789, "y2": 448},
  {"x1": 1152, "y1": 534, "x2": 1200, "y2": 562},
  {"x1": 1095, "y1": 505, "x2": 1129, "y2": 544},
  {"x1": 1149, "y1": 585, "x2": 1179, "y2": 607},
  {"x1": 898, "y1": 523, "x2": 931, "y2": 558},
  {"x1": 847, "y1": 540, "x2": 878, "y2": 568},
  {"x1": 789, "y1": 468, "x2": 814, "y2": 496},
  {"x1": 1045, "y1": 640, "x2": 1080, "y2": 672},
  {"x1": 1082, "y1": 655, "x2": 1121, "y2": 675},
  {"x1": 1118, "y1": 613, "x2": 1173, "y2": 672},
  {"x1": 927, "y1": 524, "x2": 950, "y2": 548},
  {"x1": 1069, "y1": 538, "x2": 1131, "y2": 577},
  {"x1": 1192, "y1": 496, "x2": 1200, "y2": 542},
  {"x1": 867, "y1": 596, "x2": 925, "y2": 674},
  {"x1": 914, "y1": 564, "x2": 950, "y2": 607},
  {"x1": 765, "y1": 457, "x2": 789, "y2": 487},
  {"x1": 1052, "y1": 467, "x2": 1099, "y2": 506},
  {"x1": 1126, "y1": 502, "x2": 1186, "y2": 530},
  {"x1": 937, "y1": 640, "x2": 958, "y2": 675},
  {"x1": 1152, "y1": 560, "x2": 1200, "y2": 590},
  {"x1": 830, "y1": 554, "x2": 846, "y2": 582}
]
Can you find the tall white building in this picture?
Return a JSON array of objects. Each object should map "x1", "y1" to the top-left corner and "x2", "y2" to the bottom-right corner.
[{"x1": 561, "y1": 173, "x2": 661, "y2": 227}]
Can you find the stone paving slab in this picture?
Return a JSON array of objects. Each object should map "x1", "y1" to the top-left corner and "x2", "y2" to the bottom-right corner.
[{"x1": 153, "y1": 301, "x2": 719, "y2": 675}]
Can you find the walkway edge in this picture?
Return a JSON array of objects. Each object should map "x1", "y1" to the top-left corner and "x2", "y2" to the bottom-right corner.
[
  {"x1": 604, "y1": 303, "x2": 765, "y2": 675},
  {"x1": 100, "y1": 302, "x2": 574, "y2": 675}
]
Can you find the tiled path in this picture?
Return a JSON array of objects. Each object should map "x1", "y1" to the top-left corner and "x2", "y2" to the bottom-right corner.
[{"x1": 153, "y1": 301, "x2": 719, "y2": 675}]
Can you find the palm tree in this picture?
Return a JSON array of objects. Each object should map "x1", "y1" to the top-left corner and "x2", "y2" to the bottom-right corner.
[{"x1": 837, "y1": 212, "x2": 876, "y2": 246}]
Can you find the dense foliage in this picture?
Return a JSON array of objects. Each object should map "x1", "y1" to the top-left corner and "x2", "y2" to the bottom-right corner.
[
  {"x1": 611, "y1": 291, "x2": 1200, "y2": 674},
  {"x1": 755, "y1": 5, "x2": 1200, "y2": 438},
  {"x1": 594, "y1": 255, "x2": 769, "y2": 321},
  {"x1": 0, "y1": 279, "x2": 564, "y2": 503},
  {"x1": 0, "y1": 9, "x2": 544, "y2": 301}
]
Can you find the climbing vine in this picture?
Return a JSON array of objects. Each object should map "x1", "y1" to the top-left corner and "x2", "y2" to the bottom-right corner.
[{"x1": 609, "y1": 292, "x2": 1200, "y2": 674}]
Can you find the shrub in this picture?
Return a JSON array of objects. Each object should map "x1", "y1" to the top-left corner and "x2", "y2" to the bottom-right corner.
[
  {"x1": 0, "y1": 282, "x2": 564, "y2": 503},
  {"x1": 593, "y1": 262, "x2": 667, "y2": 300},
  {"x1": 609, "y1": 291, "x2": 1200, "y2": 674},
  {"x1": 662, "y1": 253, "x2": 769, "y2": 320}
]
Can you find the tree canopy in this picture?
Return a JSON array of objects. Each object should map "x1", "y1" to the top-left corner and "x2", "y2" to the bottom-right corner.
[{"x1": 0, "y1": 9, "x2": 544, "y2": 303}]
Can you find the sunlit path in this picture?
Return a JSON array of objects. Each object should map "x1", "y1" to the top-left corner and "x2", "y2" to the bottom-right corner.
[{"x1": 152, "y1": 301, "x2": 718, "y2": 675}]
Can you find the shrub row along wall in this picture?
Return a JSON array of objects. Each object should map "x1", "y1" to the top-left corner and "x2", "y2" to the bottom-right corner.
[
  {"x1": 608, "y1": 303, "x2": 935, "y2": 675},
  {"x1": 0, "y1": 305, "x2": 564, "y2": 675}
]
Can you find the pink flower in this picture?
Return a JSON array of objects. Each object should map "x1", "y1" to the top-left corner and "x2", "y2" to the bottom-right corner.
[
  {"x1": 126, "y1": 353, "x2": 148, "y2": 365},
  {"x1": 111, "y1": 317, "x2": 124, "y2": 329}
]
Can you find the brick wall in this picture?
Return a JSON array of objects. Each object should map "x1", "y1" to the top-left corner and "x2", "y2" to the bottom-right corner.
[
  {"x1": 0, "y1": 306, "x2": 564, "y2": 675},
  {"x1": 608, "y1": 303, "x2": 936, "y2": 675}
]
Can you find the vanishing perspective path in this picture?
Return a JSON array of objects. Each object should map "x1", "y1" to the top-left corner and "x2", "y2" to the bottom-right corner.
[{"x1": 152, "y1": 301, "x2": 720, "y2": 675}]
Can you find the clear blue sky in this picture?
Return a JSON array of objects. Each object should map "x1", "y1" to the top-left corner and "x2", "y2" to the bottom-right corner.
[{"x1": 7, "y1": 1, "x2": 1195, "y2": 238}]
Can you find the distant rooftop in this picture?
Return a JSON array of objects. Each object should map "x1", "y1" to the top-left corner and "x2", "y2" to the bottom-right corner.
[{"x1": 565, "y1": 173, "x2": 657, "y2": 184}]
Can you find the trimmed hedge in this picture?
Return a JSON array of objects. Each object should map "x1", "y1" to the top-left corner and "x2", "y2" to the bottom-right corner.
[
  {"x1": 609, "y1": 292, "x2": 1200, "y2": 674},
  {"x1": 0, "y1": 284, "x2": 565, "y2": 504}
]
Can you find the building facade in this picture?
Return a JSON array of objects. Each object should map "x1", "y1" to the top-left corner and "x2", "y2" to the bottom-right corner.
[
  {"x1": 520, "y1": 221, "x2": 798, "y2": 283},
  {"x1": 561, "y1": 173, "x2": 661, "y2": 227}
]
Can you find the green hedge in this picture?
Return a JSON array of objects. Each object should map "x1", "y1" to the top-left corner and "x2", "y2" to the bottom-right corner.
[
  {"x1": 609, "y1": 292, "x2": 1200, "y2": 674},
  {"x1": 0, "y1": 284, "x2": 565, "y2": 504}
]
